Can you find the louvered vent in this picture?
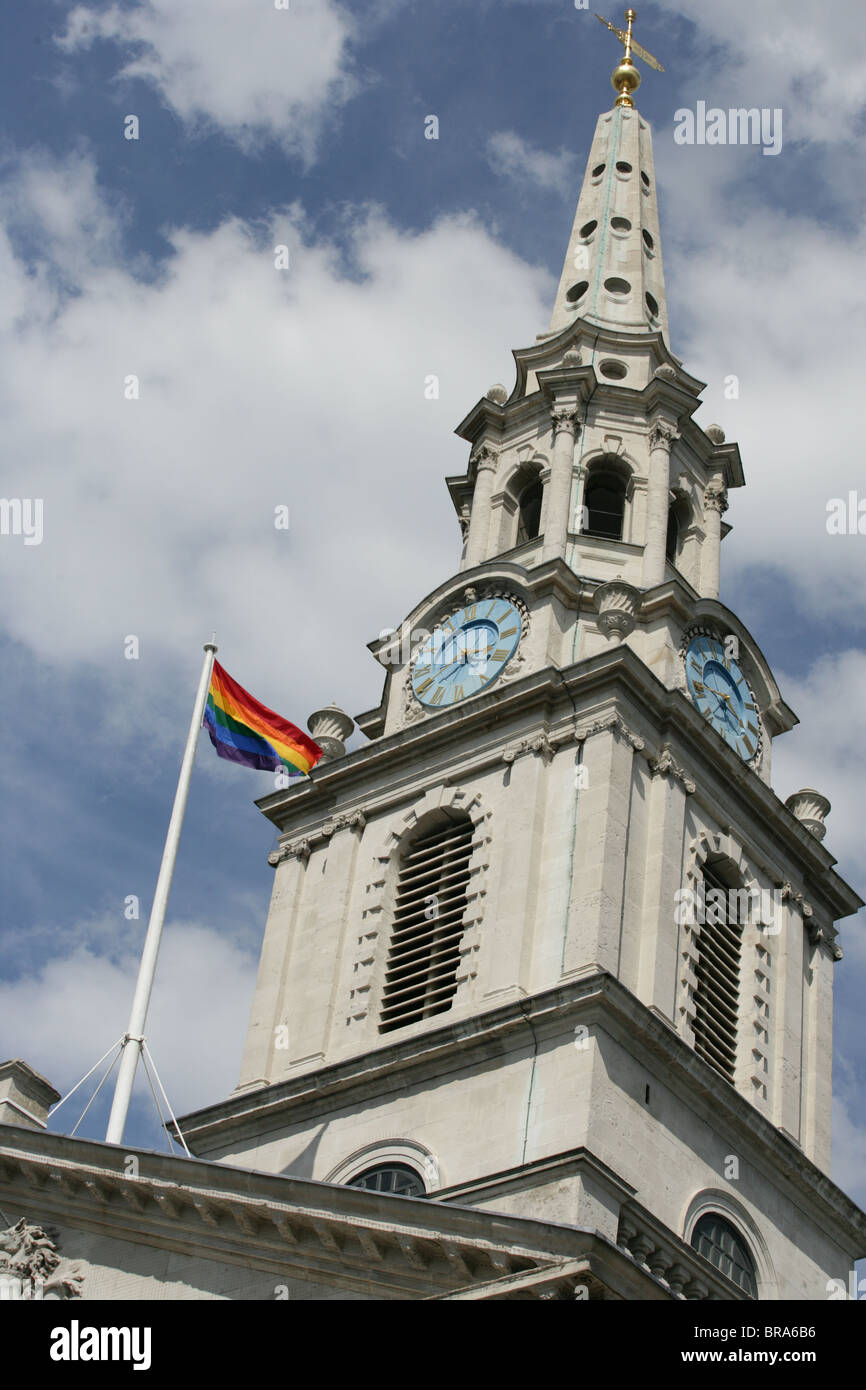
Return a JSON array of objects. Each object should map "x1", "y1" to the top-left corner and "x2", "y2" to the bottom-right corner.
[
  {"x1": 379, "y1": 814, "x2": 475, "y2": 1034},
  {"x1": 692, "y1": 866, "x2": 743, "y2": 1081}
]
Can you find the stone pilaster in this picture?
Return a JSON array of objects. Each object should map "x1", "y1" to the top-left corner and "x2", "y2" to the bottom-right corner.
[
  {"x1": 771, "y1": 897, "x2": 805, "y2": 1143},
  {"x1": 484, "y1": 739, "x2": 550, "y2": 1001},
  {"x1": 462, "y1": 445, "x2": 499, "y2": 569},
  {"x1": 642, "y1": 420, "x2": 678, "y2": 587},
  {"x1": 634, "y1": 752, "x2": 693, "y2": 1021},
  {"x1": 562, "y1": 719, "x2": 644, "y2": 979},
  {"x1": 542, "y1": 406, "x2": 580, "y2": 564},
  {"x1": 701, "y1": 478, "x2": 728, "y2": 600},
  {"x1": 236, "y1": 846, "x2": 310, "y2": 1090}
]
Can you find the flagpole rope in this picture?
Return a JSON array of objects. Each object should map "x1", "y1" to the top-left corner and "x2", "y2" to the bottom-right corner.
[
  {"x1": 69, "y1": 1045, "x2": 124, "y2": 1138},
  {"x1": 142, "y1": 1042, "x2": 191, "y2": 1157},
  {"x1": 138, "y1": 1046, "x2": 175, "y2": 1153},
  {"x1": 48, "y1": 1038, "x2": 125, "y2": 1119}
]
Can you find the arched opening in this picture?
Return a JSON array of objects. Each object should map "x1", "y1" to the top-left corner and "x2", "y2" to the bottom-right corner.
[
  {"x1": 516, "y1": 478, "x2": 543, "y2": 545},
  {"x1": 666, "y1": 495, "x2": 691, "y2": 569},
  {"x1": 379, "y1": 809, "x2": 476, "y2": 1035},
  {"x1": 584, "y1": 469, "x2": 627, "y2": 540},
  {"x1": 348, "y1": 1163, "x2": 426, "y2": 1197},
  {"x1": 690, "y1": 1213, "x2": 757, "y2": 1297},
  {"x1": 693, "y1": 860, "x2": 744, "y2": 1082},
  {"x1": 666, "y1": 507, "x2": 679, "y2": 562}
]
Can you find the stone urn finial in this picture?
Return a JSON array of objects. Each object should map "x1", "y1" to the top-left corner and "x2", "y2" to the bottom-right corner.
[
  {"x1": 706, "y1": 423, "x2": 726, "y2": 445},
  {"x1": 594, "y1": 581, "x2": 641, "y2": 642},
  {"x1": 307, "y1": 703, "x2": 355, "y2": 762},
  {"x1": 785, "y1": 788, "x2": 831, "y2": 841},
  {"x1": 485, "y1": 383, "x2": 508, "y2": 404}
]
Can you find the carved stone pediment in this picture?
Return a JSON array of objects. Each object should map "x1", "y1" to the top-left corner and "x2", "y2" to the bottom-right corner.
[{"x1": 0, "y1": 1217, "x2": 83, "y2": 1300}]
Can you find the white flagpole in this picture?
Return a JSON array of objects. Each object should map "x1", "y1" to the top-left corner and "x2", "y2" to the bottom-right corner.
[{"x1": 105, "y1": 639, "x2": 218, "y2": 1145}]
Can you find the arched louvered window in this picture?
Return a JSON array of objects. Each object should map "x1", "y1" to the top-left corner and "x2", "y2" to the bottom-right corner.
[
  {"x1": 379, "y1": 812, "x2": 475, "y2": 1034},
  {"x1": 690, "y1": 1213, "x2": 757, "y2": 1297},
  {"x1": 515, "y1": 478, "x2": 543, "y2": 545},
  {"x1": 693, "y1": 864, "x2": 743, "y2": 1081},
  {"x1": 348, "y1": 1163, "x2": 426, "y2": 1196}
]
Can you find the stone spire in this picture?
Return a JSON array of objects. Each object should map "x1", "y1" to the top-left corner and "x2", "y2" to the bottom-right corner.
[{"x1": 547, "y1": 101, "x2": 669, "y2": 343}]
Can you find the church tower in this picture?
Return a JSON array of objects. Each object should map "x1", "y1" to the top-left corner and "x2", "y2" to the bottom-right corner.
[{"x1": 179, "y1": 16, "x2": 864, "y2": 1299}]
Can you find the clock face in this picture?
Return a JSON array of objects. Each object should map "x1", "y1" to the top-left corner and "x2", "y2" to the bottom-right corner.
[
  {"x1": 411, "y1": 597, "x2": 522, "y2": 708},
  {"x1": 684, "y1": 635, "x2": 760, "y2": 763}
]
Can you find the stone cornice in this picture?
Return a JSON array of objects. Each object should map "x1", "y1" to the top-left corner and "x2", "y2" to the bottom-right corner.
[
  {"x1": 260, "y1": 643, "x2": 861, "y2": 922},
  {"x1": 172, "y1": 973, "x2": 866, "y2": 1256},
  {"x1": 0, "y1": 1124, "x2": 713, "y2": 1302},
  {"x1": 0, "y1": 1124, "x2": 596, "y2": 1301}
]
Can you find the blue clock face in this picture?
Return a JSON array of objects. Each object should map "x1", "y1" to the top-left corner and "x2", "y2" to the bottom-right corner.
[
  {"x1": 685, "y1": 635, "x2": 760, "y2": 762},
  {"x1": 411, "y1": 597, "x2": 522, "y2": 707}
]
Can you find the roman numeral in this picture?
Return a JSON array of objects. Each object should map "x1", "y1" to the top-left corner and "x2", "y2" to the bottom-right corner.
[
  {"x1": 454, "y1": 685, "x2": 464, "y2": 701},
  {"x1": 491, "y1": 648, "x2": 509, "y2": 662},
  {"x1": 416, "y1": 677, "x2": 434, "y2": 695},
  {"x1": 430, "y1": 687, "x2": 445, "y2": 705},
  {"x1": 498, "y1": 626, "x2": 517, "y2": 639},
  {"x1": 465, "y1": 605, "x2": 477, "y2": 620}
]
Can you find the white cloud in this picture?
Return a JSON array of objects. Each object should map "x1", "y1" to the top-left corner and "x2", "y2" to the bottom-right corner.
[
  {"x1": 486, "y1": 131, "x2": 576, "y2": 197},
  {"x1": 0, "y1": 151, "x2": 552, "y2": 736},
  {"x1": 0, "y1": 921, "x2": 258, "y2": 1123},
  {"x1": 58, "y1": 0, "x2": 358, "y2": 160},
  {"x1": 771, "y1": 651, "x2": 866, "y2": 881},
  {"x1": 655, "y1": 0, "x2": 866, "y2": 145}
]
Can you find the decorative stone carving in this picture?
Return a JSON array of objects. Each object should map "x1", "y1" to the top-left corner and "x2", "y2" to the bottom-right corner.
[
  {"x1": 785, "y1": 788, "x2": 831, "y2": 842},
  {"x1": 648, "y1": 744, "x2": 696, "y2": 794},
  {"x1": 269, "y1": 812, "x2": 366, "y2": 867},
  {"x1": 654, "y1": 363, "x2": 677, "y2": 381},
  {"x1": 321, "y1": 809, "x2": 367, "y2": 839},
  {"x1": 485, "y1": 383, "x2": 508, "y2": 404},
  {"x1": 502, "y1": 733, "x2": 555, "y2": 766},
  {"x1": 562, "y1": 347, "x2": 583, "y2": 368},
  {"x1": 648, "y1": 420, "x2": 678, "y2": 451},
  {"x1": 307, "y1": 703, "x2": 355, "y2": 762},
  {"x1": 0, "y1": 1218, "x2": 83, "y2": 1300},
  {"x1": 779, "y1": 881, "x2": 813, "y2": 918},
  {"x1": 550, "y1": 406, "x2": 581, "y2": 439},
  {"x1": 706, "y1": 423, "x2": 726, "y2": 444},
  {"x1": 594, "y1": 581, "x2": 641, "y2": 642},
  {"x1": 470, "y1": 443, "x2": 499, "y2": 474},
  {"x1": 574, "y1": 713, "x2": 645, "y2": 752},
  {"x1": 704, "y1": 484, "x2": 729, "y2": 516}
]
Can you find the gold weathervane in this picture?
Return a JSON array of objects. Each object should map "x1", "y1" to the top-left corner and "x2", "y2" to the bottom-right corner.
[{"x1": 595, "y1": 9, "x2": 664, "y2": 108}]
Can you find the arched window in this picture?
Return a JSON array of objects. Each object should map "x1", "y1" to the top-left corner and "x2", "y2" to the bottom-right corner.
[
  {"x1": 693, "y1": 863, "x2": 744, "y2": 1081},
  {"x1": 379, "y1": 811, "x2": 475, "y2": 1034},
  {"x1": 666, "y1": 507, "x2": 679, "y2": 562},
  {"x1": 584, "y1": 470, "x2": 626, "y2": 540},
  {"x1": 690, "y1": 1213, "x2": 757, "y2": 1297},
  {"x1": 348, "y1": 1163, "x2": 426, "y2": 1197},
  {"x1": 516, "y1": 478, "x2": 543, "y2": 545}
]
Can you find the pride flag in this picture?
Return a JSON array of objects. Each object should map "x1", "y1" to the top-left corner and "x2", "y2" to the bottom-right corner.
[{"x1": 205, "y1": 660, "x2": 322, "y2": 776}]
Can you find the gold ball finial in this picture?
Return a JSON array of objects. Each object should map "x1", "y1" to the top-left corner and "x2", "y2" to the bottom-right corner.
[
  {"x1": 625, "y1": 7, "x2": 637, "y2": 19},
  {"x1": 612, "y1": 60, "x2": 641, "y2": 107}
]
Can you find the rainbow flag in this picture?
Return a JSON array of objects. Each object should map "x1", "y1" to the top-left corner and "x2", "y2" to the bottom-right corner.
[{"x1": 205, "y1": 660, "x2": 322, "y2": 776}]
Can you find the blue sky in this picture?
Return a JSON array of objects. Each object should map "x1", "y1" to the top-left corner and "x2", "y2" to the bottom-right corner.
[{"x1": 0, "y1": 0, "x2": 864, "y2": 1229}]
